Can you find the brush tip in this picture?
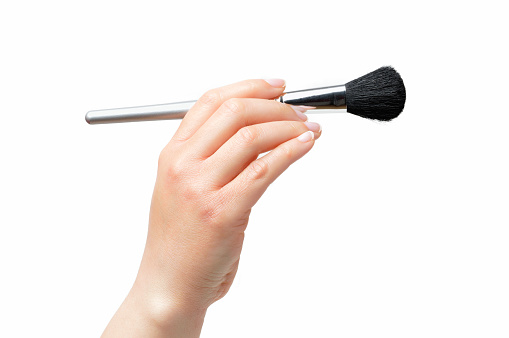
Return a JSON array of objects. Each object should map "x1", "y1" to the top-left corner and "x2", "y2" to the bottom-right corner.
[{"x1": 345, "y1": 66, "x2": 406, "y2": 121}]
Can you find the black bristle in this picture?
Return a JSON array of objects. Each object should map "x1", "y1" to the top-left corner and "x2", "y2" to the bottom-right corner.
[{"x1": 345, "y1": 66, "x2": 406, "y2": 121}]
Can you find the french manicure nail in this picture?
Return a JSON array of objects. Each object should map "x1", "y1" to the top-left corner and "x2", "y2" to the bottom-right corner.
[
  {"x1": 296, "y1": 105, "x2": 316, "y2": 110},
  {"x1": 304, "y1": 121, "x2": 321, "y2": 133},
  {"x1": 291, "y1": 106, "x2": 308, "y2": 121},
  {"x1": 264, "y1": 79, "x2": 286, "y2": 88},
  {"x1": 297, "y1": 130, "x2": 314, "y2": 142}
]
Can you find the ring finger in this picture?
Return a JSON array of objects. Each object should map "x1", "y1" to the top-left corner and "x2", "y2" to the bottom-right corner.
[{"x1": 205, "y1": 120, "x2": 321, "y2": 187}]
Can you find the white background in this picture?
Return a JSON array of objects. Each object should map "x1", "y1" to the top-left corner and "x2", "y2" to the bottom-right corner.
[{"x1": 1, "y1": 1, "x2": 508, "y2": 337}]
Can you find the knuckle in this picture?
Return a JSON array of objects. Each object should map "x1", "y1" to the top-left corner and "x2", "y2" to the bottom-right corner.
[
  {"x1": 247, "y1": 159, "x2": 269, "y2": 180},
  {"x1": 237, "y1": 126, "x2": 259, "y2": 146},
  {"x1": 198, "y1": 196, "x2": 226, "y2": 226},
  {"x1": 166, "y1": 163, "x2": 185, "y2": 180},
  {"x1": 221, "y1": 98, "x2": 244, "y2": 116},
  {"x1": 278, "y1": 144, "x2": 293, "y2": 160},
  {"x1": 198, "y1": 89, "x2": 221, "y2": 106},
  {"x1": 164, "y1": 157, "x2": 189, "y2": 180}
]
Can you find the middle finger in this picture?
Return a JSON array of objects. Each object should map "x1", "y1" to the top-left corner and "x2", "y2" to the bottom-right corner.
[{"x1": 186, "y1": 98, "x2": 310, "y2": 158}]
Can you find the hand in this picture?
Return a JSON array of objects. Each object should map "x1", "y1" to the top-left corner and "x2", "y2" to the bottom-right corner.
[{"x1": 102, "y1": 79, "x2": 322, "y2": 337}]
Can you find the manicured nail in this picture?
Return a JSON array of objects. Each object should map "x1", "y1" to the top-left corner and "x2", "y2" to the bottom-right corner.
[
  {"x1": 297, "y1": 130, "x2": 314, "y2": 142},
  {"x1": 291, "y1": 106, "x2": 308, "y2": 121},
  {"x1": 296, "y1": 105, "x2": 316, "y2": 110},
  {"x1": 264, "y1": 79, "x2": 286, "y2": 88},
  {"x1": 304, "y1": 121, "x2": 321, "y2": 133}
]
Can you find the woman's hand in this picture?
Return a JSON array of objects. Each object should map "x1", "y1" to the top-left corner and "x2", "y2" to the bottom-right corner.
[{"x1": 102, "y1": 79, "x2": 322, "y2": 337}]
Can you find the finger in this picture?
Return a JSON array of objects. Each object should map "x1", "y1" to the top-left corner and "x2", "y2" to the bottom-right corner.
[
  {"x1": 220, "y1": 130, "x2": 316, "y2": 213},
  {"x1": 186, "y1": 98, "x2": 311, "y2": 158},
  {"x1": 173, "y1": 79, "x2": 286, "y2": 142},
  {"x1": 205, "y1": 120, "x2": 322, "y2": 186}
]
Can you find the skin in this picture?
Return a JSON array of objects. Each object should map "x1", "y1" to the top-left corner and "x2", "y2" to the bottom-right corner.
[{"x1": 102, "y1": 79, "x2": 322, "y2": 337}]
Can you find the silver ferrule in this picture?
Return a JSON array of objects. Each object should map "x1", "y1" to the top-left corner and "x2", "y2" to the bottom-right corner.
[
  {"x1": 85, "y1": 100, "x2": 196, "y2": 124},
  {"x1": 280, "y1": 85, "x2": 346, "y2": 109}
]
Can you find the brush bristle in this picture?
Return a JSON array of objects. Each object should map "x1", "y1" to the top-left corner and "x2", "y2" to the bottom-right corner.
[{"x1": 345, "y1": 66, "x2": 406, "y2": 121}]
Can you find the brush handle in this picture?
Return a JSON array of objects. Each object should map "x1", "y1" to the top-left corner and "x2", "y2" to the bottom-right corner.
[
  {"x1": 85, "y1": 101, "x2": 196, "y2": 124},
  {"x1": 85, "y1": 85, "x2": 347, "y2": 125}
]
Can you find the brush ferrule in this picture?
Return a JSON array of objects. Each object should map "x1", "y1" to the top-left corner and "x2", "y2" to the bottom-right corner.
[{"x1": 280, "y1": 85, "x2": 346, "y2": 109}]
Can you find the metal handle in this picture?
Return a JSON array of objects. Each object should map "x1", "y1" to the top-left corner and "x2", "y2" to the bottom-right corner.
[{"x1": 85, "y1": 100, "x2": 196, "y2": 124}]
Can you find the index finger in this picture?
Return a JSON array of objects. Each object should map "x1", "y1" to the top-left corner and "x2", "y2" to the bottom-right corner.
[{"x1": 173, "y1": 79, "x2": 286, "y2": 142}]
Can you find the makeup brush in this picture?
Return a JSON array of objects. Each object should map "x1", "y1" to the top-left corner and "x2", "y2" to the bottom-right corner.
[{"x1": 85, "y1": 66, "x2": 406, "y2": 125}]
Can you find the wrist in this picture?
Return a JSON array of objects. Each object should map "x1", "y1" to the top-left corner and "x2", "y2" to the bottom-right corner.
[{"x1": 129, "y1": 276, "x2": 207, "y2": 337}]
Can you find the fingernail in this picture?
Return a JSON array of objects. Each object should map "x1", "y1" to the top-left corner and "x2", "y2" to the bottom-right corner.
[
  {"x1": 304, "y1": 121, "x2": 321, "y2": 133},
  {"x1": 264, "y1": 79, "x2": 286, "y2": 88},
  {"x1": 291, "y1": 106, "x2": 308, "y2": 121},
  {"x1": 296, "y1": 105, "x2": 316, "y2": 110},
  {"x1": 297, "y1": 130, "x2": 314, "y2": 142}
]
